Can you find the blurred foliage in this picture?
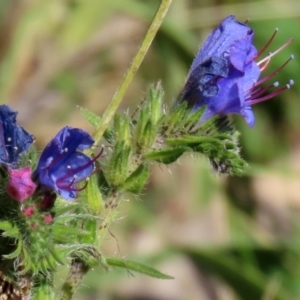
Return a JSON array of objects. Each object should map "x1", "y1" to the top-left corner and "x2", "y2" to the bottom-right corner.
[{"x1": 1, "y1": 0, "x2": 300, "y2": 299}]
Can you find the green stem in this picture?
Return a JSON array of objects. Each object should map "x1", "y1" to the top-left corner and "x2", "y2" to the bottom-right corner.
[
  {"x1": 59, "y1": 258, "x2": 89, "y2": 300},
  {"x1": 92, "y1": 0, "x2": 173, "y2": 146},
  {"x1": 58, "y1": 3, "x2": 172, "y2": 299}
]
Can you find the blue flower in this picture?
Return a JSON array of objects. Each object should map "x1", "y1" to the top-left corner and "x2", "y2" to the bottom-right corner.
[
  {"x1": 32, "y1": 126, "x2": 98, "y2": 200},
  {"x1": 180, "y1": 15, "x2": 293, "y2": 127},
  {"x1": 0, "y1": 105, "x2": 34, "y2": 165}
]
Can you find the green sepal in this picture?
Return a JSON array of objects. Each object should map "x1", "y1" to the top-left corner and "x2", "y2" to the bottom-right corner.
[
  {"x1": 97, "y1": 169, "x2": 110, "y2": 197},
  {"x1": 137, "y1": 120, "x2": 157, "y2": 151},
  {"x1": 123, "y1": 164, "x2": 150, "y2": 194},
  {"x1": 49, "y1": 247, "x2": 65, "y2": 266},
  {"x1": 105, "y1": 141, "x2": 131, "y2": 187},
  {"x1": 52, "y1": 224, "x2": 89, "y2": 244},
  {"x1": 105, "y1": 257, "x2": 174, "y2": 279},
  {"x1": 164, "y1": 101, "x2": 188, "y2": 134},
  {"x1": 113, "y1": 114, "x2": 131, "y2": 146},
  {"x1": 147, "y1": 82, "x2": 164, "y2": 126},
  {"x1": 82, "y1": 174, "x2": 103, "y2": 214},
  {"x1": 182, "y1": 106, "x2": 204, "y2": 131},
  {"x1": 210, "y1": 156, "x2": 248, "y2": 176},
  {"x1": 134, "y1": 109, "x2": 149, "y2": 151},
  {"x1": 144, "y1": 147, "x2": 189, "y2": 164}
]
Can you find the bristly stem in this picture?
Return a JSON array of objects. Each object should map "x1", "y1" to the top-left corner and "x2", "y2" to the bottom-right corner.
[
  {"x1": 58, "y1": 2, "x2": 172, "y2": 300},
  {"x1": 59, "y1": 258, "x2": 89, "y2": 300},
  {"x1": 91, "y1": 0, "x2": 173, "y2": 147}
]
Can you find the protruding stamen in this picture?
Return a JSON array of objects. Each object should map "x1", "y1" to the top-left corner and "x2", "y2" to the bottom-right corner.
[
  {"x1": 255, "y1": 55, "x2": 294, "y2": 87},
  {"x1": 247, "y1": 80, "x2": 294, "y2": 105},
  {"x1": 251, "y1": 82, "x2": 279, "y2": 99},
  {"x1": 55, "y1": 147, "x2": 104, "y2": 187},
  {"x1": 257, "y1": 38, "x2": 294, "y2": 66},
  {"x1": 288, "y1": 79, "x2": 295, "y2": 86},
  {"x1": 255, "y1": 28, "x2": 278, "y2": 59}
]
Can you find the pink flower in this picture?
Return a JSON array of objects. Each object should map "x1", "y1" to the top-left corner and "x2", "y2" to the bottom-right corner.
[{"x1": 6, "y1": 167, "x2": 37, "y2": 202}]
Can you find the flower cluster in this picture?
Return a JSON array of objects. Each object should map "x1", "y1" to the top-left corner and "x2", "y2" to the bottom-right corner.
[
  {"x1": 0, "y1": 15, "x2": 294, "y2": 206},
  {"x1": 180, "y1": 15, "x2": 293, "y2": 127},
  {"x1": 0, "y1": 105, "x2": 98, "y2": 203}
]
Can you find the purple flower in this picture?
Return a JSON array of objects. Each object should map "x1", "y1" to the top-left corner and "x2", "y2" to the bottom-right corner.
[
  {"x1": 180, "y1": 15, "x2": 293, "y2": 127},
  {"x1": 32, "y1": 126, "x2": 98, "y2": 200},
  {"x1": 0, "y1": 105, "x2": 34, "y2": 165}
]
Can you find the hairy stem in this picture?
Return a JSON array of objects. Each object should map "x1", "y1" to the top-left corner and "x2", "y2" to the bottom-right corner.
[
  {"x1": 91, "y1": 0, "x2": 173, "y2": 147},
  {"x1": 59, "y1": 258, "x2": 89, "y2": 300},
  {"x1": 58, "y1": 2, "x2": 172, "y2": 299}
]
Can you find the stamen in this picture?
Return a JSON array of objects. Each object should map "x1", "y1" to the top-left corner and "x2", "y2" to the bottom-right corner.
[
  {"x1": 255, "y1": 28, "x2": 278, "y2": 59},
  {"x1": 258, "y1": 57, "x2": 271, "y2": 72},
  {"x1": 57, "y1": 179, "x2": 88, "y2": 192},
  {"x1": 64, "y1": 148, "x2": 68, "y2": 152},
  {"x1": 251, "y1": 81, "x2": 279, "y2": 99},
  {"x1": 255, "y1": 55, "x2": 294, "y2": 87},
  {"x1": 257, "y1": 38, "x2": 294, "y2": 66},
  {"x1": 55, "y1": 148, "x2": 104, "y2": 187},
  {"x1": 247, "y1": 80, "x2": 294, "y2": 105},
  {"x1": 7, "y1": 137, "x2": 11, "y2": 142}
]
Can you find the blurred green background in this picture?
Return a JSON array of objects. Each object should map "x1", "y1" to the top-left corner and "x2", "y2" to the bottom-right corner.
[{"x1": 1, "y1": 0, "x2": 300, "y2": 299}]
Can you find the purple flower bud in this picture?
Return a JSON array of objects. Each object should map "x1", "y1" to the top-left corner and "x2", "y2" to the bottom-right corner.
[
  {"x1": 181, "y1": 15, "x2": 293, "y2": 127},
  {"x1": 0, "y1": 105, "x2": 34, "y2": 165},
  {"x1": 6, "y1": 167, "x2": 37, "y2": 202},
  {"x1": 32, "y1": 126, "x2": 99, "y2": 200}
]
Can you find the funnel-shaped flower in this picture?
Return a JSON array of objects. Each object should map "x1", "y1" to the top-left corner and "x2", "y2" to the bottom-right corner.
[
  {"x1": 32, "y1": 126, "x2": 97, "y2": 200},
  {"x1": 0, "y1": 105, "x2": 34, "y2": 165},
  {"x1": 180, "y1": 15, "x2": 293, "y2": 127}
]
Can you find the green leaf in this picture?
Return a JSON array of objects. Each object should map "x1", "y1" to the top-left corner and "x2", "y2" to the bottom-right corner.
[
  {"x1": 123, "y1": 164, "x2": 150, "y2": 194},
  {"x1": 77, "y1": 106, "x2": 101, "y2": 127},
  {"x1": 143, "y1": 147, "x2": 189, "y2": 164},
  {"x1": 0, "y1": 221, "x2": 19, "y2": 238},
  {"x1": 106, "y1": 258, "x2": 174, "y2": 279},
  {"x1": 166, "y1": 135, "x2": 222, "y2": 148},
  {"x1": 0, "y1": 221, "x2": 13, "y2": 231},
  {"x1": 4, "y1": 239, "x2": 22, "y2": 259},
  {"x1": 78, "y1": 106, "x2": 114, "y2": 142}
]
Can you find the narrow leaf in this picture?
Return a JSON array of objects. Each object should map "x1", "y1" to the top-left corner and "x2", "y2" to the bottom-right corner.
[
  {"x1": 143, "y1": 147, "x2": 189, "y2": 164},
  {"x1": 106, "y1": 258, "x2": 174, "y2": 279}
]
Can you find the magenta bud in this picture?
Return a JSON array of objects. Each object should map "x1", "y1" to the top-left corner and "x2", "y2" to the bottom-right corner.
[{"x1": 6, "y1": 167, "x2": 37, "y2": 202}]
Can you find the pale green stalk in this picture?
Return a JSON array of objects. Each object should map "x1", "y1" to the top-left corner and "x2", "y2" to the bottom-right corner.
[
  {"x1": 92, "y1": 0, "x2": 173, "y2": 146},
  {"x1": 59, "y1": 2, "x2": 173, "y2": 299}
]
